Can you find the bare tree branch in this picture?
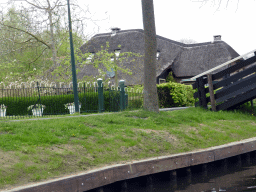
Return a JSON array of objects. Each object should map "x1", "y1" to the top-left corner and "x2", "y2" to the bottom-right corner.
[
  {"x1": 193, "y1": 0, "x2": 241, "y2": 11},
  {"x1": 0, "y1": 23, "x2": 51, "y2": 48}
]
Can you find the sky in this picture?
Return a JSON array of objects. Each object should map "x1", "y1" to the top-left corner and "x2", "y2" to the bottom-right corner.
[{"x1": 80, "y1": 0, "x2": 256, "y2": 56}]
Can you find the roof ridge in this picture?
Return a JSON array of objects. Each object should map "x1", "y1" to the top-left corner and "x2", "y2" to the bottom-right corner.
[{"x1": 91, "y1": 29, "x2": 224, "y2": 48}]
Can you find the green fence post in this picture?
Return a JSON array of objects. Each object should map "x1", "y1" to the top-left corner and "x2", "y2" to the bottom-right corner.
[
  {"x1": 119, "y1": 80, "x2": 125, "y2": 111},
  {"x1": 98, "y1": 78, "x2": 104, "y2": 113},
  {"x1": 125, "y1": 93, "x2": 128, "y2": 109}
]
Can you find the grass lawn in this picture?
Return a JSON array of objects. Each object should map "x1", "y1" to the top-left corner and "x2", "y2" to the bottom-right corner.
[{"x1": 1, "y1": 102, "x2": 256, "y2": 190}]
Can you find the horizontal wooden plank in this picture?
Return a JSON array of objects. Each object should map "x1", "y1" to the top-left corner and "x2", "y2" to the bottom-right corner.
[
  {"x1": 190, "y1": 151, "x2": 215, "y2": 166},
  {"x1": 214, "y1": 73, "x2": 256, "y2": 102},
  {"x1": 226, "y1": 97, "x2": 256, "y2": 111},
  {"x1": 213, "y1": 64, "x2": 256, "y2": 91},
  {"x1": 242, "y1": 140, "x2": 256, "y2": 153},
  {"x1": 216, "y1": 88, "x2": 256, "y2": 111},
  {"x1": 216, "y1": 81, "x2": 256, "y2": 103},
  {"x1": 214, "y1": 144, "x2": 243, "y2": 161},
  {"x1": 212, "y1": 55, "x2": 256, "y2": 81}
]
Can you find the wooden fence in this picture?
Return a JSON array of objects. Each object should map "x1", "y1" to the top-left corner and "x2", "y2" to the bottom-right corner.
[{"x1": 193, "y1": 53, "x2": 256, "y2": 111}]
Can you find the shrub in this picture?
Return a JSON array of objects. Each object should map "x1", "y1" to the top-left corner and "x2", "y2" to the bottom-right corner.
[
  {"x1": 0, "y1": 90, "x2": 133, "y2": 115},
  {"x1": 127, "y1": 99, "x2": 143, "y2": 109},
  {"x1": 157, "y1": 82, "x2": 196, "y2": 108},
  {"x1": 127, "y1": 82, "x2": 198, "y2": 108},
  {"x1": 166, "y1": 72, "x2": 177, "y2": 83}
]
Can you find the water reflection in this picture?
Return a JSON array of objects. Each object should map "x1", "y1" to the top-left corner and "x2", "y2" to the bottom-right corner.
[{"x1": 91, "y1": 152, "x2": 256, "y2": 192}]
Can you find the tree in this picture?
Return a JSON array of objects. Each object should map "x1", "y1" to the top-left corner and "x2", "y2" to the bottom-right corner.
[
  {"x1": 0, "y1": 7, "x2": 49, "y2": 82},
  {"x1": 0, "y1": 0, "x2": 64, "y2": 68},
  {"x1": 51, "y1": 42, "x2": 142, "y2": 84},
  {"x1": 0, "y1": 1, "x2": 104, "y2": 83},
  {"x1": 141, "y1": 0, "x2": 159, "y2": 112},
  {"x1": 196, "y1": 0, "x2": 240, "y2": 11}
]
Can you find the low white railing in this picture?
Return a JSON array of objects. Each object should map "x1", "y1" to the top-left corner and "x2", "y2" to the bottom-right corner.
[{"x1": 181, "y1": 49, "x2": 256, "y2": 82}]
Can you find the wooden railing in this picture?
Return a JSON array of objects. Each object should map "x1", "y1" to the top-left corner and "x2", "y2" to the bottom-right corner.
[
  {"x1": 191, "y1": 49, "x2": 256, "y2": 80},
  {"x1": 192, "y1": 52, "x2": 256, "y2": 111}
]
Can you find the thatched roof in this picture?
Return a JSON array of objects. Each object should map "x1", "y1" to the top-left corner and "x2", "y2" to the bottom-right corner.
[{"x1": 79, "y1": 29, "x2": 239, "y2": 85}]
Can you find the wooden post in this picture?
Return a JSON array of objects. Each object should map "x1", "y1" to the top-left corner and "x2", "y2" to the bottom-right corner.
[
  {"x1": 170, "y1": 170, "x2": 177, "y2": 181},
  {"x1": 146, "y1": 175, "x2": 153, "y2": 192},
  {"x1": 246, "y1": 153, "x2": 251, "y2": 165},
  {"x1": 186, "y1": 168, "x2": 192, "y2": 184},
  {"x1": 198, "y1": 76, "x2": 207, "y2": 109},
  {"x1": 207, "y1": 74, "x2": 216, "y2": 112},
  {"x1": 146, "y1": 175, "x2": 153, "y2": 185},
  {"x1": 121, "y1": 181, "x2": 128, "y2": 192},
  {"x1": 195, "y1": 78, "x2": 201, "y2": 107},
  {"x1": 96, "y1": 187, "x2": 104, "y2": 192},
  {"x1": 202, "y1": 164, "x2": 207, "y2": 177},
  {"x1": 169, "y1": 171, "x2": 177, "y2": 190},
  {"x1": 221, "y1": 159, "x2": 228, "y2": 173},
  {"x1": 237, "y1": 155, "x2": 242, "y2": 168}
]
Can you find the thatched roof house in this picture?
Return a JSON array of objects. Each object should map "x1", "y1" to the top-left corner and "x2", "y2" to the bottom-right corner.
[{"x1": 79, "y1": 28, "x2": 239, "y2": 85}]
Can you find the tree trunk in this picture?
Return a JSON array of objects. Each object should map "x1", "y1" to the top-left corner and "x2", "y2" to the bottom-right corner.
[{"x1": 141, "y1": 0, "x2": 159, "y2": 112}]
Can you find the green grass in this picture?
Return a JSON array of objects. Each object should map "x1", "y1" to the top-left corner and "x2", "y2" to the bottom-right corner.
[
  {"x1": 1, "y1": 103, "x2": 256, "y2": 190},
  {"x1": 0, "y1": 111, "x2": 99, "y2": 121}
]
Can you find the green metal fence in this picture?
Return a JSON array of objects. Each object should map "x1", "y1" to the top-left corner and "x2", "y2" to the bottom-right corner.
[{"x1": 0, "y1": 80, "x2": 143, "y2": 119}]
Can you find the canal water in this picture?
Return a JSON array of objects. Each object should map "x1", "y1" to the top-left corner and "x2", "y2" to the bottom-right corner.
[{"x1": 89, "y1": 152, "x2": 256, "y2": 192}]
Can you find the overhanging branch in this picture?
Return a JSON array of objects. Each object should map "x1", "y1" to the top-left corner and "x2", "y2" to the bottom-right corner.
[{"x1": 0, "y1": 23, "x2": 51, "y2": 49}]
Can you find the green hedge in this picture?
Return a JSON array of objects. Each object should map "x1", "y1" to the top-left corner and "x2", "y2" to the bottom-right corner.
[
  {"x1": 0, "y1": 82, "x2": 230, "y2": 116},
  {"x1": 0, "y1": 90, "x2": 124, "y2": 116},
  {"x1": 157, "y1": 82, "x2": 197, "y2": 108}
]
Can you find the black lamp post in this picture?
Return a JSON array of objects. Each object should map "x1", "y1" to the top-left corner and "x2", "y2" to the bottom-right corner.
[{"x1": 67, "y1": 0, "x2": 79, "y2": 112}]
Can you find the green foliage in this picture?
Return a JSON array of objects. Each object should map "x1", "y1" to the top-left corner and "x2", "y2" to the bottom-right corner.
[
  {"x1": 0, "y1": 7, "x2": 50, "y2": 82},
  {"x1": 1, "y1": 95, "x2": 71, "y2": 116},
  {"x1": 104, "y1": 90, "x2": 120, "y2": 112},
  {"x1": 1, "y1": 105, "x2": 256, "y2": 189},
  {"x1": 51, "y1": 41, "x2": 143, "y2": 84},
  {"x1": 165, "y1": 72, "x2": 177, "y2": 83},
  {"x1": 0, "y1": 6, "x2": 85, "y2": 84},
  {"x1": 0, "y1": 89, "x2": 140, "y2": 115},
  {"x1": 127, "y1": 82, "x2": 198, "y2": 108},
  {"x1": 127, "y1": 84, "x2": 144, "y2": 92},
  {"x1": 157, "y1": 82, "x2": 196, "y2": 108},
  {"x1": 127, "y1": 99, "x2": 143, "y2": 109},
  {"x1": 57, "y1": 31, "x2": 83, "y2": 57},
  {"x1": 202, "y1": 86, "x2": 223, "y2": 105}
]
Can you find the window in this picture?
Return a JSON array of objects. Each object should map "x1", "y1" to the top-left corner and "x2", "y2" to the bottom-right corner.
[
  {"x1": 156, "y1": 51, "x2": 160, "y2": 60},
  {"x1": 107, "y1": 68, "x2": 115, "y2": 78},
  {"x1": 86, "y1": 52, "x2": 94, "y2": 63},
  {"x1": 110, "y1": 50, "x2": 121, "y2": 62},
  {"x1": 115, "y1": 50, "x2": 120, "y2": 58},
  {"x1": 159, "y1": 78, "x2": 166, "y2": 84}
]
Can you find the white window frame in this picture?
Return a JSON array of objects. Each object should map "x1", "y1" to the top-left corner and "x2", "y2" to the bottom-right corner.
[
  {"x1": 115, "y1": 50, "x2": 120, "y2": 58},
  {"x1": 156, "y1": 51, "x2": 160, "y2": 60},
  {"x1": 86, "y1": 53, "x2": 95, "y2": 63}
]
